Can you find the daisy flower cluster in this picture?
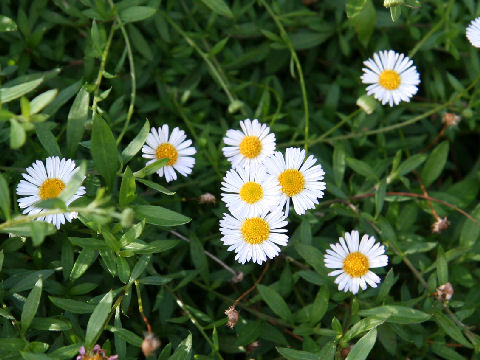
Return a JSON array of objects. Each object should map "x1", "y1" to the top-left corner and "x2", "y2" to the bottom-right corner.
[{"x1": 219, "y1": 118, "x2": 326, "y2": 265}]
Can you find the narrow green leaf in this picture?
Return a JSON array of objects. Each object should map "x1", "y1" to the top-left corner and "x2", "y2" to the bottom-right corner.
[
  {"x1": 459, "y1": 203, "x2": 480, "y2": 247},
  {"x1": 0, "y1": 109, "x2": 15, "y2": 121},
  {"x1": 91, "y1": 115, "x2": 119, "y2": 189},
  {"x1": 346, "y1": 0, "x2": 367, "y2": 18},
  {"x1": 119, "y1": 166, "x2": 136, "y2": 207},
  {"x1": 67, "y1": 87, "x2": 89, "y2": 157},
  {"x1": 346, "y1": 158, "x2": 378, "y2": 179},
  {"x1": 107, "y1": 326, "x2": 143, "y2": 347},
  {"x1": 431, "y1": 342, "x2": 465, "y2": 360},
  {"x1": 99, "y1": 249, "x2": 117, "y2": 276},
  {"x1": 35, "y1": 122, "x2": 61, "y2": 157},
  {"x1": 421, "y1": 141, "x2": 449, "y2": 187},
  {"x1": 133, "y1": 158, "x2": 168, "y2": 178},
  {"x1": 318, "y1": 341, "x2": 336, "y2": 359},
  {"x1": 135, "y1": 205, "x2": 191, "y2": 226},
  {"x1": 30, "y1": 317, "x2": 72, "y2": 331},
  {"x1": 10, "y1": 118, "x2": 26, "y2": 149},
  {"x1": 30, "y1": 221, "x2": 51, "y2": 246},
  {"x1": 43, "y1": 80, "x2": 82, "y2": 119},
  {"x1": 59, "y1": 161, "x2": 86, "y2": 202},
  {"x1": 0, "y1": 250, "x2": 4, "y2": 272},
  {"x1": 344, "y1": 317, "x2": 384, "y2": 342},
  {"x1": 0, "y1": 222, "x2": 56, "y2": 237},
  {"x1": 119, "y1": 6, "x2": 157, "y2": 23},
  {"x1": 0, "y1": 15, "x2": 17, "y2": 32},
  {"x1": 376, "y1": 268, "x2": 395, "y2": 302},
  {"x1": 85, "y1": 291, "x2": 113, "y2": 349},
  {"x1": 69, "y1": 237, "x2": 108, "y2": 249},
  {"x1": 20, "y1": 352, "x2": 52, "y2": 360},
  {"x1": 117, "y1": 256, "x2": 130, "y2": 283},
  {"x1": 122, "y1": 119, "x2": 150, "y2": 164},
  {"x1": 48, "y1": 344, "x2": 82, "y2": 359},
  {"x1": 352, "y1": 0, "x2": 376, "y2": 47},
  {"x1": 30, "y1": 89, "x2": 58, "y2": 115},
  {"x1": 21, "y1": 277, "x2": 43, "y2": 334},
  {"x1": 190, "y1": 236, "x2": 209, "y2": 283},
  {"x1": 346, "y1": 327, "x2": 377, "y2": 360},
  {"x1": 20, "y1": 96, "x2": 30, "y2": 118},
  {"x1": 129, "y1": 255, "x2": 151, "y2": 283},
  {"x1": 49, "y1": 296, "x2": 96, "y2": 314},
  {"x1": 35, "y1": 198, "x2": 66, "y2": 210},
  {"x1": 276, "y1": 347, "x2": 319, "y2": 360},
  {"x1": 209, "y1": 37, "x2": 229, "y2": 56},
  {"x1": 169, "y1": 333, "x2": 192, "y2": 360},
  {"x1": 375, "y1": 179, "x2": 387, "y2": 218},
  {"x1": 119, "y1": 220, "x2": 145, "y2": 246},
  {"x1": 310, "y1": 286, "x2": 329, "y2": 325},
  {"x1": 129, "y1": 24, "x2": 153, "y2": 60},
  {"x1": 394, "y1": 154, "x2": 427, "y2": 178},
  {"x1": 200, "y1": 0, "x2": 233, "y2": 17},
  {"x1": 358, "y1": 305, "x2": 431, "y2": 324},
  {"x1": 136, "y1": 178, "x2": 175, "y2": 195},
  {"x1": 70, "y1": 248, "x2": 98, "y2": 281},
  {"x1": 333, "y1": 142, "x2": 345, "y2": 187},
  {"x1": 0, "y1": 77, "x2": 44, "y2": 103},
  {"x1": 436, "y1": 247, "x2": 448, "y2": 285},
  {"x1": 121, "y1": 240, "x2": 179, "y2": 256},
  {"x1": 390, "y1": 6, "x2": 401, "y2": 21},
  {"x1": 257, "y1": 284, "x2": 293, "y2": 322},
  {"x1": 434, "y1": 310, "x2": 473, "y2": 348},
  {"x1": 0, "y1": 173, "x2": 11, "y2": 220}
]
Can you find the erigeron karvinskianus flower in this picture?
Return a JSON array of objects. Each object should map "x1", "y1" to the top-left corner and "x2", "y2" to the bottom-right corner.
[
  {"x1": 264, "y1": 147, "x2": 326, "y2": 215},
  {"x1": 222, "y1": 118, "x2": 276, "y2": 171},
  {"x1": 142, "y1": 125, "x2": 196, "y2": 182},
  {"x1": 221, "y1": 166, "x2": 281, "y2": 218},
  {"x1": 324, "y1": 230, "x2": 388, "y2": 294},
  {"x1": 466, "y1": 17, "x2": 480, "y2": 48},
  {"x1": 16, "y1": 156, "x2": 86, "y2": 229},
  {"x1": 219, "y1": 209, "x2": 288, "y2": 265},
  {"x1": 77, "y1": 344, "x2": 118, "y2": 360},
  {"x1": 361, "y1": 50, "x2": 420, "y2": 107}
]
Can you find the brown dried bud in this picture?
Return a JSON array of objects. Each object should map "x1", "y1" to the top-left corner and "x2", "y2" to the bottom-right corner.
[
  {"x1": 341, "y1": 345, "x2": 352, "y2": 358},
  {"x1": 435, "y1": 282, "x2": 454, "y2": 302},
  {"x1": 199, "y1": 193, "x2": 216, "y2": 205},
  {"x1": 231, "y1": 271, "x2": 244, "y2": 283},
  {"x1": 442, "y1": 113, "x2": 461, "y2": 127},
  {"x1": 246, "y1": 341, "x2": 260, "y2": 353},
  {"x1": 225, "y1": 306, "x2": 239, "y2": 329},
  {"x1": 141, "y1": 333, "x2": 161, "y2": 357},
  {"x1": 432, "y1": 217, "x2": 450, "y2": 233}
]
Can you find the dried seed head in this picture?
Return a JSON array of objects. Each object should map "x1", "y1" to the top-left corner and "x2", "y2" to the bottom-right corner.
[
  {"x1": 225, "y1": 306, "x2": 239, "y2": 328},
  {"x1": 141, "y1": 333, "x2": 161, "y2": 357},
  {"x1": 246, "y1": 341, "x2": 260, "y2": 353},
  {"x1": 199, "y1": 193, "x2": 216, "y2": 205},
  {"x1": 231, "y1": 271, "x2": 244, "y2": 283},
  {"x1": 442, "y1": 113, "x2": 461, "y2": 127},
  {"x1": 432, "y1": 217, "x2": 450, "y2": 233},
  {"x1": 436, "y1": 282, "x2": 454, "y2": 302}
]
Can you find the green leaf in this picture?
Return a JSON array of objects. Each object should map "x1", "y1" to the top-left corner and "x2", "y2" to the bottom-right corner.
[
  {"x1": 459, "y1": 203, "x2": 480, "y2": 247},
  {"x1": 130, "y1": 255, "x2": 151, "y2": 283},
  {"x1": 0, "y1": 15, "x2": 17, "y2": 32},
  {"x1": 199, "y1": 0, "x2": 233, "y2": 17},
  {"x1": 20, "y1": 353, "x2": 52, "y2": 360},
  {"x1": 119, "y1": 6, "x2": 157, "y2": 23},
  {"x1": 35, "y1": 198, "x2": 66, "y2": 210},
  {"x1": 1, "y1": 222, "x2": 56, "y2": 238},
  {"x1": 136, "y1": 178, "x2": 175, "y2": 195},
  {"x1": 49, "y1": 296, "x2": 96, "y2": 314},
  {"x1": 135, "y1": 205, "x2": 191, "y2": 226},
  {"x1": 190, "y1": 236, "x2": 209, "y2": 283},
  {"x1": 433, "y1": 310, "x2": 473, "y2": 348},
  {"x1": 100, "y1": 249, "x2": 117, "y2": 276},
  {"x1": 133, "y1": 158, "x2": 168, "y2": 178},
  {"x1": 431, "y1": 342, "x2": 466, "y2": 360},
  {"x1": 310, "y1": 286, "x2": 329, "y2": 325},
  {"x1": 0, "y1": 173, "x2": 11, "y2": 220},
  {"x1": 119, "y1": 166, "x2": 136, "y2": 207},
  {"x1": 346, "y1": 0, "x2": 367, "y2": 18},
  {"x1": 129, "y1": 24, "x2": 153, "y2": 60},
  {"x1": 69, "y1": 237, "x2": 108, "y2": 249},
  {"x1": 421, "y1": 141, "x2": 449, "y2": 187},
  {"x1": 120, "y1": 240, "x2": 179, "y2": 256},
  {"x1": 276, "y1": 347, "x2": 320, "y2": 360},
  {"x1": 30, "y1": 317, "x2": 72, "y2": 331},
  {"x1": 393, "y1": 153, "x2": 427, "y2": 178},
  {"x1": 70, "y1": 248, "x2": 98, "y2": 281},
  {"x1": 257, "y1": 284, "x2": 293, "y2": 322},
  {"x1": 209, "y1": 37, "x2": 229, "y2": 56},
  {"x1": 375, "y1": 179, "x2": 387, "y2": 218},
  {"x1": 48, "y1": 344, "x2": 82, "y2": 359},
  {"x1": 0, "y1": 250, "x2": 4, "y2": 272},
  {"x1": 91, "y1": 115, "x2": 119, "y2": 189},
  {"x1": 35, "y1": 122, "x2": 61, "y2": 157},
  {"x1": 344, "y1": 317, "x2": 384, "y2": 342},
  {"x1": 43, "y1": 80, "x2": 82, "y2": 120},
  {"x1": 376, "y1": 268, "x2": 396, "y2": 302},
  {"x1": 20, "y1": 96, "x2": 30, "y2": 118},
  {"x1": 9, "y1": 119, "x2": 26, "y2": 149},
  {"x1": 21, "y1": 277, "x2": 43, "y2": 334},
  {"x1": 0, "y1": 109, "x2": 15, "y2": 121},
  {"x1": 67, "y1": 87, "x2": 89, "y2": 157},
  {"x1": 122, "y1": 119, "x2": 150, "y2": 164},
  {"x1": 333, "y1": 142, "x2": 346, "y2": 187},
  {"x1": 85, "y1": 291, "x2": 113, "y2": 349},
  {"x1": 235, "y1": 320, "x2": 262, "y2": 346},
  {"x1": 169, "y1": 333, "x2": 192, "y2": 360},
  {"x1": 346, "y1": 327, "x2": 377, "y2": 360},
  {"x1": 0, "y1": 77, "x2": 44, "y2": 103},
  {"x1": 390, "y1": 6, "x2": 401, "y2": 21},
  {"x1": 352, "y1": 0, "x2": 376, "y2": 47},
  {"x1": 30, "y1": 89, "x2": 58, "y2": 115},
  {"x1": 119, "y1": 220, "x2": 145, "y2": 246},
  {"x1": 358, "y1": 305, "x2": 431, "y2": 324},
  {"x1": 30, "y1": 221, "x2": 51, "y2": 246},
  {"x1": 346, "y1": 158, "x2": 378, "y2": 179},
  {"x1": 107, "y1": 326, "x2": 143, "y2": 347},
  {"x1": 436, "y1": 247, "x2": 448, "y2": 285},
  {"x1": 59, "y1": 161, "x2": 86, "y2": 202},
  {"x1": 295, "y1": 243, "x2": 328, "y2": 275},
  {"x1": 117, "y1": 256, "x2": 130, "y2": 283},
  {"x1": 318, "y1": 341, "x2": 336, "y2": 359}
]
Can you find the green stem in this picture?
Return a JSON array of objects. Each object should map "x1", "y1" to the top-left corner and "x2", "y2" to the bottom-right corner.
[{"x1": 259, "y1": 0, "x2": 309, "y2": 150}]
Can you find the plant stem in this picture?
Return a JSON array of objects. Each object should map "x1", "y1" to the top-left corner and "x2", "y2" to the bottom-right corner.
[
  {"x1": 135, "y1": 281, "x2": 152, "y2": 334},
  {"x1": 232, "y1": 261, "x2": 270, "y2": 308}
]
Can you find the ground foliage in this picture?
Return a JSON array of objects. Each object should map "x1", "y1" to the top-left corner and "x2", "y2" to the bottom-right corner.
[{"x1": 0, "y1": 0, "x2": 480, "y2": 359}]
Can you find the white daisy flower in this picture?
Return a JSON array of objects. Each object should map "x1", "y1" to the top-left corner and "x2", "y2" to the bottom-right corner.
[
  {"x1": 222, "y1": 118, "x2": 276, "y2": 170},
  {"x1": 466, "y1": 17, "x2": 480, "y2": 48},
  {"x1": 221, "y1": 166, "x2": 282, "y2": 218},
  {"x1": 324, "y1": 230, "x2": 389, "y2": 295},
  {"x1": 264, "y1": 147, "x2": 326, "y2": 215},
  {"x1": 16, "y1": 156, "x2": 86, "y2": 229},
  {"x1": 361, "y1": 50, "x2": 420, "y2": 107},
  {"x1": 219, "y1": 210, "x2": 288, "y2": 265},
  {"x1": 142, "y1": 125, "x2": 196, "y2": 183}
]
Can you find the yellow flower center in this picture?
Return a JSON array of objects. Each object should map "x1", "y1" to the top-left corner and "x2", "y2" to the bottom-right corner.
[
  {"x1": 343, "y1": 252, "x2": 369, "y2": 277},
  {"x1": 39, "y1": 178, "x2": 65, "y2": 200},
  {"x1": 278, "y1": 169, "x2": 304, "y2": 197},
  {"x1": 81, "y1": 355, "x2": 103, "y2": 360},
  {"x1": 241, "y1": 217, "x2": 270, "y2": 245},
  {"x1": 155, "y1": 143, "x2": 178, "y2": 166},
  {"x1": 239, "y1": 182, "x2": 263, "y2": 204},
  {"x1": 239, "y1": 136, "x2": 262, "y2": 159},
  {"x1": 378, "y1": 69, "x2": 401, "y2": 90}
]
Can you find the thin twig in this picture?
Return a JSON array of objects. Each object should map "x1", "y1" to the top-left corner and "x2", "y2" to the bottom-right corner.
[
  {"x1": 232, "y1": 261, "x2": 270, "y2": 308},
  {"x1": 135, "y1": 281, "x2": 152, "y2": 334}
]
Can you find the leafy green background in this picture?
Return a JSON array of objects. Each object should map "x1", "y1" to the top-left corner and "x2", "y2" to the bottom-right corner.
[{"x1": 1, "y1": 0, "x2": 480, "y2": 359}]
